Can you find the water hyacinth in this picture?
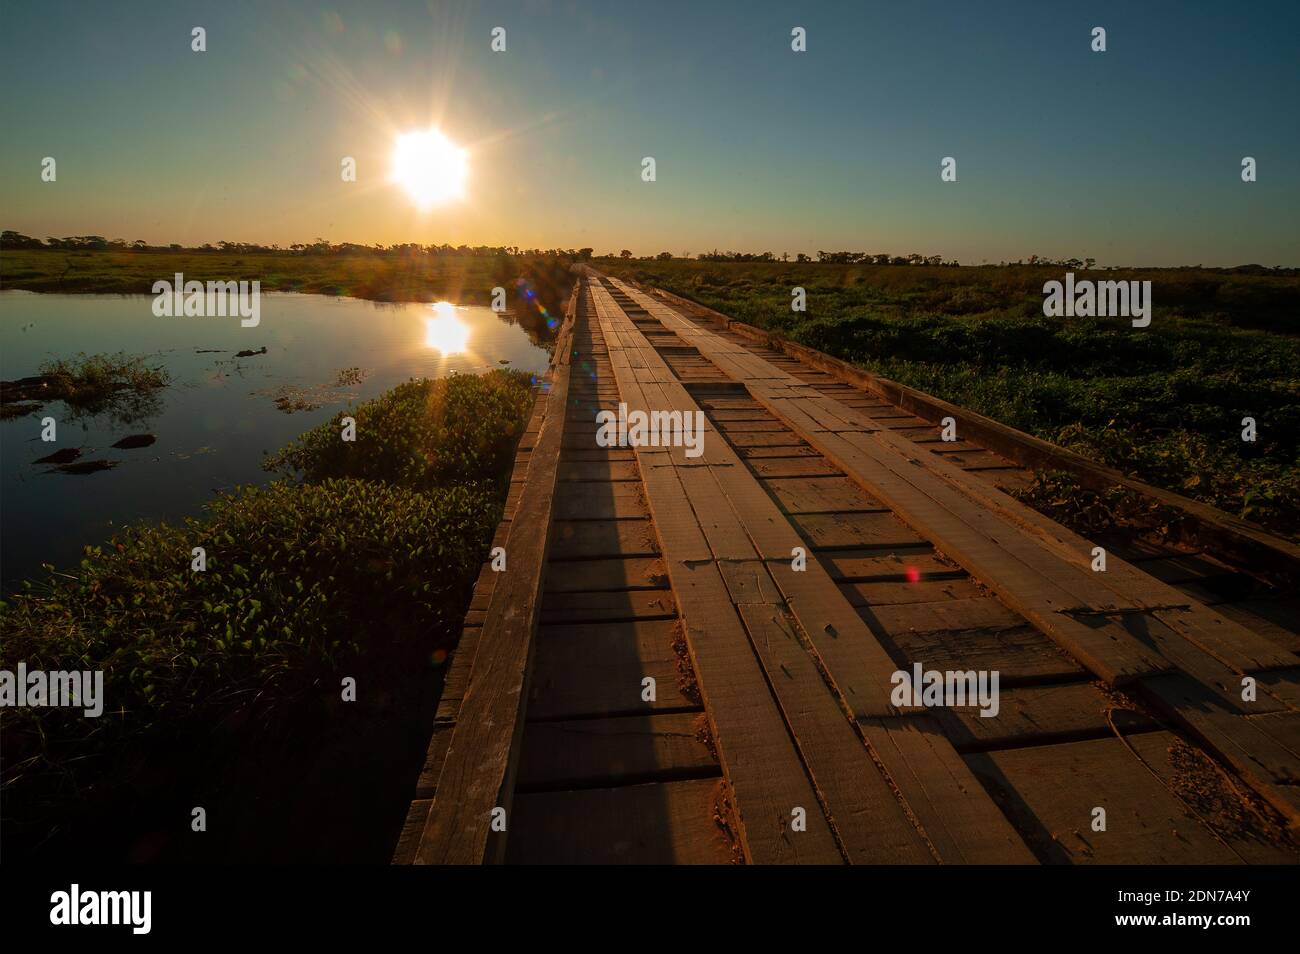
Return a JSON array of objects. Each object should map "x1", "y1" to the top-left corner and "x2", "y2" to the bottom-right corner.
[
  {"x1": 264, "y1": 370, "x2": 535, "y2": 492},
  {"x1": 1, "y1": 369, "x2": 536, "y2": 858}
]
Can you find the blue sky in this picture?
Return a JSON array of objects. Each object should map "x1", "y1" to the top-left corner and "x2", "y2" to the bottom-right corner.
[{"x1": 2, "y1": 0, "x2": 1297, "y2": 264}]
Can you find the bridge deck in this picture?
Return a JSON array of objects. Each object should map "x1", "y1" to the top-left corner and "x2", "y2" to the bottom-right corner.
[{"x1": 395, "y1": 272, "x2": 1300, "y2": 865}]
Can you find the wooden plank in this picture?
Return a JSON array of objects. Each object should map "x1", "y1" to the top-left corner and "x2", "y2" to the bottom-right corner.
[
  {"x1": 1256, "y1": 668, "x2": 1300, "y2": 711},
  {"x1": 733, "y1": 604, "x2": 935, "y2": 864},
  {"x1": 820, "y1": 546, "x2": 961, "y2": 582},
  {"x1": 723, "y1": 430, "x2": 808, "y2": 448},
  {"x1": 888, "y1": 623, "x2": 1087, "y2": 684},
  {"x1": 965, "y1": 732, "x2": 1259, "y2": 864},
  {"x1": 1126, "y1": 730, "x2": 1300, "y2": 865},
  {"x1": 641, "y1": 280, "x2": 1300, "y2": 819},
  {"x1": 937, "y1": 681, "x2": 1158, "y2": 750},
  {"x1": 543, "y1": 556, "x2": 667, "y2": 593},
  {"x1": 1087, "y1": 610, "x2": 1290, "y2": 715},
  {"x1": 553, "y1": 481, "x2": 649, "y2": 520},
  {"x1": 549, "y1": 518, "x2": 659, "y2": 559},
  {"x1": 789, "y1": 511, "x2": 927, "y2": 550},
  {"x1": 557, "y1": 459, "x2": 640, "y2": 481},
  {"x1": 763, "y1": 475, "x2": 889, "y2": 514},
  {"x1": 413, "y1": 290, "x2": 577, "y2": 866},
  {"x1": 1140, "y1": 673, "x2": 1300, "y2": 826},
  {"x1": 859, "y1": 596, "x2": 1025, "y2": 639},
  {"x1": 539, "y1": 588, "x2": 676, "y2": 624},
  {"x1": 916, "y1": 451, "x2": 1295, "y2": 674},
  {"x1": 1217, "y1": 600, "x2": 1300, "y2": 654},
  {"x1": 592, "y1": 292, "x2": 845, "y2": 864},
  {"x1": 859, "y1": 715, "x2": 1037, "y2": 863},
  {"x1": 503, "y1": 778, "x2": 736, "y2": 865},
  {"x1": 516, "y1": 712, "x2": 718, "y2": 790},
  {"x1": 561, "y1": 446, "x2": 635, "y2": 462},
  {"x1": 838, "y1": 577, "x2": 984, "y2": 608},
  {"x1": 394, "y1": 383, "x2": 550, "y2": 864},
  {"x1": 745, "y1": 454, "x2": 841, "y2": 475},
  {"x1": 527, "y1": 620, "x2": 694, "y2": 720}
]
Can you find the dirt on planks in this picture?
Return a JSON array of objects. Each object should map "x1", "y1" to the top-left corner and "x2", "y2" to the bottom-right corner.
[
  {"x1": 671, "y1": 620, "x2": 702, "y2": 706},
  {"x1": 1164, "y1": 735, "x2": 1299, "y2": 856}
]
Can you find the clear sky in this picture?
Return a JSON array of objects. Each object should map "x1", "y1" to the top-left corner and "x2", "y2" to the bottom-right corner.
[{"x1": 2, "y1": 0, "x2": 1297, "y2": 265}]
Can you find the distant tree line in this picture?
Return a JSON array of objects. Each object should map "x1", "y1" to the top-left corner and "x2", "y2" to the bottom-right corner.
[
  {"x1": 6, "y1": 232, "x2": 1292, "y2": 273},
  {"x1": 608, "y1": 248, "x2": 963, "y2": 266},
  {"x1": 0, "y1": 231, "x2": 596, "y2": 260}
]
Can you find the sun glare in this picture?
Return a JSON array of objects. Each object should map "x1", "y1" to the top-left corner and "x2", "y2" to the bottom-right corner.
[
  {"x1": 392, "y1": 129, "x2": 468, "y2": 208},
  {"x1": 424, "y1": 301, "x2": 470, "y2": 354}
]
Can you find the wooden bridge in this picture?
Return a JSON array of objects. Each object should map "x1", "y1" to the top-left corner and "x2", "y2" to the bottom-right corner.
[{"x1": 395, "y1": 270, "x2": 1300, "y2": 865}]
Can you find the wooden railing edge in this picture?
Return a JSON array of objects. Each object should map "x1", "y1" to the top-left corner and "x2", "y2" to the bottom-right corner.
[{"x1": 393, "y1": 276, "x2": 580, "y2": 865}]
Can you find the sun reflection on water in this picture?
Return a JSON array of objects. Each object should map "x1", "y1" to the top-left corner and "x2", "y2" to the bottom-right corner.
[{"x1": 424, "y1": 301, "x2": 470, "y2": 354}]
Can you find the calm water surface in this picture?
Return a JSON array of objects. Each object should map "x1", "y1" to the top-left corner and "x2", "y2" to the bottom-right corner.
[{"x1": 0, "y1": 291, "x2": 551, "y2": 590}]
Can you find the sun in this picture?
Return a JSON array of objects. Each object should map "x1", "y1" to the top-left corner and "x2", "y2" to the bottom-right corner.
[{"x1": 392, "y1": 129, "x2": 468, "y2": 208}]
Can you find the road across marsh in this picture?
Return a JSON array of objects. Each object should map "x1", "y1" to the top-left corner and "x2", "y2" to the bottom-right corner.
[{"x1": 396, "y1": 271, "x2": 1300, "y2": 865}]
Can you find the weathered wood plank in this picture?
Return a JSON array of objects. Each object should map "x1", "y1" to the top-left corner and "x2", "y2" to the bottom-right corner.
[
  {"x1": 516, "y1": 712, "x2": 718, "y2": 790},
  {"x1": 594, "y1": 290, "x2": 845, "y2": 864},
  {"x1": 539, "y1": 587, "x2": 677, "y2": 624},
  {"x1": 504, "y1": 778, "x2": 736, "y2": 865},
  {"x1": 527, "y1": 620, "x2": 695, "y2": 720},
  {"x1": 887, "y1": 623, "x2": 1087, "y2": 684},
  {"x1": 937, "y1": 681, "x2": 1157, "y2": 750},
  {"x1": 413, "y1": 290, "x2": 577, "y2": 866},
  {"x1": 597, "y1": 281, "x2": 1030, "y2": 863},
  {"x1": 964, "y1": 733, "x2": 1255, "y2": 864},
  {"x1": 543, "y1": 556, "x2": 667, "y2": 593}
]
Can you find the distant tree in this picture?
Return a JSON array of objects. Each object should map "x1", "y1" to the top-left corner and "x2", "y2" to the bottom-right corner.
[
  {"x1": 656, "y1": 251, "x2": 673, "y2": 260},
  {"x1": 0, "y1": 230, "x2": 43, "y2": 249},
  {"x1": 620, "y1": 249, "x2": 632, "y2": 259},
  {"x1": 577, "y1": 247, "x2": 593, "y2": 261},
  {"x1": 796, "y1": 253, "x2": 810, "y2": 263},
  {"x1": 873, "y1": 253, "x2": 890, "y2": 265}
]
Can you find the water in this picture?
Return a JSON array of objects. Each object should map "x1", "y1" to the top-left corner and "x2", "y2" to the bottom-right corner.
[{"x1": 0, "y1": 291, "x2": 551, "y2": 591}]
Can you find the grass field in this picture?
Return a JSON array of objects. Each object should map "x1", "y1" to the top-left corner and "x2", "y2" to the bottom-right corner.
[{"x1": 599, "y1": 258, "x2": 1300, "y2": 540}]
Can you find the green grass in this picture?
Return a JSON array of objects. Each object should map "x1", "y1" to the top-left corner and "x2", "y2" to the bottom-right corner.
[
  {"x1": 37, "y1": 351, "x2": 170, "y2": 401},
  {"x1": 600, "y1": 259, "x2": 1300, "y2": 539},
  {"x1": 1, "y1": 351, "x2": 172, "y2": 423},
  {"x1": 0, "y1": 370, "x2": 536, "y2": 860}
]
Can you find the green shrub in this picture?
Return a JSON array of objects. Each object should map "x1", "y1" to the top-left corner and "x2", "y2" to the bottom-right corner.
[
  {"x1": 37, "y1": 352, "x2": 169, "y2": 401},
  {"x1": 0, "y1": 478, "x2": 499, "y2": 836},
  {"x1": 265, "y1": 370, "x2": 535, "y2": 491},
  {"x1": 2, "y1": 369, "x2": 538, "y2": 858}
]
